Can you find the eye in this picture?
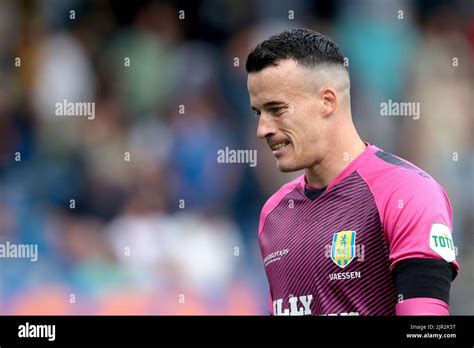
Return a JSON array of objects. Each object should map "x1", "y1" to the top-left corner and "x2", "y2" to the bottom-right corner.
[
  {"x1": 253, "y1": 109, "x2": 261, "y2": 117},
  {"x1": 270, "y1": 107, "x2": 284, "y2": 115}
]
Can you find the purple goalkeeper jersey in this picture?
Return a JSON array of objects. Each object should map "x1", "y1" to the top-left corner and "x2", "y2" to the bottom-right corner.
[{"x1": 258, "y1": 143, "x2": 459, "y2": 316}]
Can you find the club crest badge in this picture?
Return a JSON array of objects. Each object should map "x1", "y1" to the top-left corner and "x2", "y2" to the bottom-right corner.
[{"x1": 331, "y1": 231, "x2": 356, "y2": 269}]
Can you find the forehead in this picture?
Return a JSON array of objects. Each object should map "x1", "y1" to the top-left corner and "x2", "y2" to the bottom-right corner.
[{"x1": 247, "y1": 59, "x2": 309, "y2": 105}]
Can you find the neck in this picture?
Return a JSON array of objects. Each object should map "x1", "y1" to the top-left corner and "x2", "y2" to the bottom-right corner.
[{"x1": 305, "y1": 123, "x2": 366, "y2": 188}]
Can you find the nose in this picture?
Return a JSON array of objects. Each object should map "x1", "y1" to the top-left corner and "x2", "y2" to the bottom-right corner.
[{"x1": 256, "y1": 114, "x2": 276, "y2": 140}]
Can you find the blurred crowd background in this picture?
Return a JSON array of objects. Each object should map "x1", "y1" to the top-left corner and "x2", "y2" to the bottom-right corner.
[{"x1": 0, "y1": 0, "x2": 473, "y2": 315}]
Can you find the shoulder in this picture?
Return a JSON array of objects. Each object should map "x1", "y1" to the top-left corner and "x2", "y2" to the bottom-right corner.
[
  {"x1": 258, "y1": 175, "x2": 303, "y2": 237},
  {"x1": 357, "y1": 148, "x2": 450, "y2": 220},
  {"x1": 357, "y1": 148, "x2": 457, "y2": 270}
]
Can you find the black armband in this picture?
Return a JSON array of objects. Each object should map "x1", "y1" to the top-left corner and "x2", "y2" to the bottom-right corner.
[{"x1": 392, "y1": 258, "x2": 457, "y2": 304}]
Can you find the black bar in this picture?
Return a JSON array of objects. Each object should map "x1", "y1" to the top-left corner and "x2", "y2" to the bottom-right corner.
[{"x1": 0, "y1": 316, "x2": 473, "y2": 346}]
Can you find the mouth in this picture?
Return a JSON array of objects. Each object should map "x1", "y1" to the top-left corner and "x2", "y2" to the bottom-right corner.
[{"x1": 269, "y1": 140, "x2": 291, "y2": 156}]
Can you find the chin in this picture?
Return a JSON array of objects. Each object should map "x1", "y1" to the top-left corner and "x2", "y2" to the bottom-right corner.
[{"x1": 276, "y1": 159, "x2": 304, "y2": 173}]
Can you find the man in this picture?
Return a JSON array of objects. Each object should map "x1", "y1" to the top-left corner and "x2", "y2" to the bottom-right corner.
[{"x1": 246, "y1": 29, "x2": 459, "y2": 316}]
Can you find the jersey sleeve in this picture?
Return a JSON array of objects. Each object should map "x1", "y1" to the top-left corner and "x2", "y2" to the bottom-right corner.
[
  {"x1": 258, "y1": 203, "x2": 274, "y2": 315},
  {"x1": 257, "y1": 175, "x2": 304, "y2": 316},
  {"x1": 381, "y1": 175, "x2": 459, "y2": 273},
  {"x1": 395, "y1": 297, "x2": 449, "y2": 315}
]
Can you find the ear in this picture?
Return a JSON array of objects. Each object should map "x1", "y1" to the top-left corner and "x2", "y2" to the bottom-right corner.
[{"x1": 320, "y1": 87, "x2": 337, "y2": 117}]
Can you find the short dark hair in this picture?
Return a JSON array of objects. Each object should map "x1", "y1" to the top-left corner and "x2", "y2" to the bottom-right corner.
[{"x1": 246, "y1": 28, "x2": 346, "y2": 73}]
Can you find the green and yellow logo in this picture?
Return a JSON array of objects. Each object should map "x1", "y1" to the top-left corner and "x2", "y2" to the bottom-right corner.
[
  {"x1": 429, "y1": 223, "x2": 455, "y2": 263},
  {"x1": 331, "y1": 231, "x2": 356, "y2": 269}
]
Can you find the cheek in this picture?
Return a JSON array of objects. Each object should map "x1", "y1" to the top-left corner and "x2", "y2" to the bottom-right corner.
[
  {"x1": 293, "y1": 122, "x2": 322, "y2": 160},
  {"x1": 296, "y1": 118, "x2": 320, "y2": 145},
  {"x1": 294, "y1": 105, "x2": 320, "y2": 135}
]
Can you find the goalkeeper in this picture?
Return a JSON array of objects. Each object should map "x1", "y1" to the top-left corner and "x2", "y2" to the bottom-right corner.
[{"x1": 246, "y1": 29, "x2": 459, "y2": 316}]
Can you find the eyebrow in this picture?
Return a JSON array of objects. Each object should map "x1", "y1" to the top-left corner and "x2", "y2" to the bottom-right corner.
[{"x1": 251, "y1": 101, "x2": 286, "y2": 111}]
